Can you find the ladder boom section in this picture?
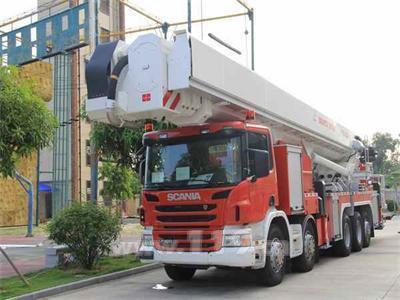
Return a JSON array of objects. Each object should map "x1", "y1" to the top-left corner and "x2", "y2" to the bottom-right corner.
[
  {"x1": 187, "y1": 34, "x2": 354, "y2": 160},
  {"x1": 86, "y1": 31, "x2": 357, "y2": 162}
]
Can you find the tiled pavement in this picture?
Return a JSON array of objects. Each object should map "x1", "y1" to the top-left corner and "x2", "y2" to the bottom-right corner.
[{"x1": 0, "y1": 224, "x2": 143, "y2": 278}]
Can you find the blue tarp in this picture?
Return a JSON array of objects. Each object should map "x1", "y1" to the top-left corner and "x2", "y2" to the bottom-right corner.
[{"x1": 39, "y1": 183, "x2": 52, "y2": 192}]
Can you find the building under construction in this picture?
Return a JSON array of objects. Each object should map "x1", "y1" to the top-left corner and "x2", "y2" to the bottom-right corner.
[
  {"x1": 0, "y1": 0, "x2": 254, "y2": 226},
  {"x1": 0, "y1": 0, "x2": 126, "y2": 225}
]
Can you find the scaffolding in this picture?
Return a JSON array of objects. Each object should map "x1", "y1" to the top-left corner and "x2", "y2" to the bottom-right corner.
[
  {"x1": 52, "y1": 54, "x2": 72, "y2": 215},
  {"x1": 0, "y1": 0, "x2": 254, "y2": 220}
]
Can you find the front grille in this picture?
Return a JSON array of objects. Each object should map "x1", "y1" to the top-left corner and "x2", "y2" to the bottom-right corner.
[
  {"x1": 157, "y1": 215, "x2": 216, "y2": 223},
  {"x1": 154, "y1": 230, "x2": 222, "y2": 252},
  {"x1": 159, "y1": 233, "x2": 213, "y2": 240},
  {"x1": 164, "y1": 225, "x2": 210, "y2": 229},
  {"x1": 155, "y1": 204, "x2": 216, "y2": 212},
  {"x1": 174, "y1": 242, "x2": 214, "y2": 248},
  {"x1": 153, "y1": 200, "x2": 222, "y2": 251}
]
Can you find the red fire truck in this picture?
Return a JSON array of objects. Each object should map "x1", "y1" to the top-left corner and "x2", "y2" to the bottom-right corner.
[{"x1": 86, "y1": 30, "x2": 384, "y2": 286}]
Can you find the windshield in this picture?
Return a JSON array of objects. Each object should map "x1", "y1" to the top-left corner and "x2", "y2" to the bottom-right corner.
[{"x1": 145, "y1": 135, "x2": 242, "y2": 189}]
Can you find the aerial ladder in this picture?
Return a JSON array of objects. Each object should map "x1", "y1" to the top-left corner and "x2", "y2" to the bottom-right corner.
[{"x1": 86, "y1": 30, "x2": 384, "y2": 286}]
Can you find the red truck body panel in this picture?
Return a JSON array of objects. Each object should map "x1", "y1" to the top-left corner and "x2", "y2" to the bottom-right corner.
[{"x1": 140, "y1": 121, "x2": 381, "y2": 254}]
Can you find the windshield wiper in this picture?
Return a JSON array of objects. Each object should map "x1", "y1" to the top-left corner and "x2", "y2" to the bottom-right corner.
[
  {"x1": 146, "y1": 182, "x2": 182, "y2": 189},
  {"x1": 146, "y1": 180, "x2": 230, "y2": 190},
  {"x1": 188, "y1": 179, "x2": 211, "y2": 184},
  {"x1": 188, "y1": 179, "x2": 230, "y2": 187}
]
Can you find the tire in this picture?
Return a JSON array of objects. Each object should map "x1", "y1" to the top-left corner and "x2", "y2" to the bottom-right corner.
[
  {"x1": 361, "y1": 211, "x2": 372, "y2": 248},
  {"x1": 351, "y1": 211, "x2": 363, "y2": 252},
  {"x1": 333, "y1": 213, "x2": 352, "y2": 257},
  {"x1": 164, "y1": 265, "x2": 196, "y2": 281},
  {"x1": 292, "y1": 221, "x2": 317, "y2": 272},
  {"x1": 257, "y1": 224, "x2": 287, "y2": 286}
]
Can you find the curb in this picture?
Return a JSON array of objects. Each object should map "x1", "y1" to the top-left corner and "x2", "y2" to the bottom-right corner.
[{"x1": 13, "y1": 263, "x2": 161, "y2": 300}]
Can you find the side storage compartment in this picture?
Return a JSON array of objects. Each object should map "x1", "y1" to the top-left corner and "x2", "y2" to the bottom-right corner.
[
  {"x1": 274, "y1": 144, "x2": 304, "y2": 215},
  {"x1": 325, "y1": 193, "x2": 341, "y2": 241}
]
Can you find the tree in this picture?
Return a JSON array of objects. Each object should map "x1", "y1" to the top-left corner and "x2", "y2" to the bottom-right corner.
[
  {"x1": 48, "y1": 202, "x2": 121, "y2": 269},
  {"x1": 370, "y1": 132, "x2": 400, "y2": 187},
  {"x1": 364, "y1": 132, "x2": 400, "y2": 188},
  {"x1": 90, "y1": 120, "x2": 172, "y2": 170},
  {"x1": 99, "y1": 162, "x2": 141, "y2": 212},
  {"x1": 371, "y1": 133, "x2": 400, "y2": 173},
  {"x1": 0, "y1": 66, "x2": 58, "y2": 178},
  {"x1": 90, "y1": 121, "x2": 145, "y2": 170},
  {"x1": 88, "y1": 116, "x2": 174, "y2": 201},
  {"x1": 91, "y1": 123, "x2": 144, "y2": 211}
]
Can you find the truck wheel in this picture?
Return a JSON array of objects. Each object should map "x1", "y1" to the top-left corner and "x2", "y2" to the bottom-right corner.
[
  {"x1": 352, "y1": 211, "x2": 363, "y2": 252},
  {"x1": 258, "y1": 224, "x2": 287, "y2": 286},
  {"x1": 164, "y1": 265, "x2": 196, "y2": 281},
  {"x1": 361, "y1": 211, "x2": 371, "y2": 248},
  {"x1": 333, "y1": 213, "x2": 352, "y2": 257},
  {"x1": 292, "y1": 221, "x2": 317, "y2": 272}
]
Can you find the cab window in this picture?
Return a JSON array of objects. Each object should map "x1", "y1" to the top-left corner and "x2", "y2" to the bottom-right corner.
[{"x1": 247, "y1": 132, "x2": 273, "y2": 177}]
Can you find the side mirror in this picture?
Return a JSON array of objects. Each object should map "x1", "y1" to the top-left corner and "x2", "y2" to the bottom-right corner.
[
  {"x1": 139, "y1": 160, "x2": 146, "y2": 185},
  {"x1": 249, "y1": 149, "x2": 269, "y2": 179}
]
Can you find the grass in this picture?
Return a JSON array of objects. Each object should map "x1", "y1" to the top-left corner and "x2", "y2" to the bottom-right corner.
[{"x1": 0, "y1": 254, "x2": 144, "y2": 300}]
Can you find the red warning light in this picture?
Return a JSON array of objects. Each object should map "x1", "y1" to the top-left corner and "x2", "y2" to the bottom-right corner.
[
  {"x1": 246, "y1": 110, "x2": 255, "y2": 120},
  {"x1": 145, "y1": 122, "x2": 154, "y2": 132}
]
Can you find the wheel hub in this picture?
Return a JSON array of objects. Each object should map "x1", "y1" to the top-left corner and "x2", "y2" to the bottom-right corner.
[
  {"x1": 364, "y1": 220, "x2": 371, "y2": 239},
  {"x1": 356, "y1": 219, "x2": 362, "y2": 244},
  {"x1": 270, "y1": 238, "x2": 285, "y2": 273},
  {"x1": 344, "y1": 222, "x2": 351, "y2": 249},
  {"x1": 304, "y1": 231, "x2": 315, "y2": 261}
]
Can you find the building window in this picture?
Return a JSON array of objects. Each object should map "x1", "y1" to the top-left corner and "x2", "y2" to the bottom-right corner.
[
  {"x1": 100, "y1": 27, "x2": 110, "y2": 44},
  {"x1": 46, "y1": 22, "x2": 52, "y2": 37},
  {"x1": 86, "y1": 140, "x2": 91, "y2": 166},
  {"x1": 99, "y1": 0, "x2": 110, "y2": 16},
  {"x1": 62, "y1": 15, "x2": 69, "y2": 31},
  {"x1": 86, "y1": 180, "x2": 91, "y2": 201},
  {"x1": 79, "y1": 8, "x2": 85, "y2": 25}
]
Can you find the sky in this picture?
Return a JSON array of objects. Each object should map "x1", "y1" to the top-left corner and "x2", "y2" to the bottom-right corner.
[{"x1": 1, "y1": 0, "x2": 399, "y2": 139}]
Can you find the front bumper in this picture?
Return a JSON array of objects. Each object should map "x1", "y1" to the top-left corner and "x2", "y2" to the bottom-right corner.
[
  {"x1": 138, "y1": 245, "x2": 256, "y2": 267},
  {"x1": 157, "y1": 246, "x2": 256, "y2": 267},
  {"x1": 138, "y1": 226, "x2": 260, "y2": 268}
]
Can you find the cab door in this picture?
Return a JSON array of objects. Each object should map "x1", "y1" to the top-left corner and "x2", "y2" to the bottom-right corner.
[{"x1": 247, "y1": 131, "x2": 277, "y2": 221}]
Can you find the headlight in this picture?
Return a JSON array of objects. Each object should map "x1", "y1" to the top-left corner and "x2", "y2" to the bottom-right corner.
[
  {"x1": 223, "y1": 234, "x2": 251, "y2": 247},
  {"x1": 141, "y1": 234, "x2": 153, "y2": 247}
]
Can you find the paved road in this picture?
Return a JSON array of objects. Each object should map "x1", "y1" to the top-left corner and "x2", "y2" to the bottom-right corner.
[{"x1": 50, "y1": 218, "x2": 400, "y2": 300}]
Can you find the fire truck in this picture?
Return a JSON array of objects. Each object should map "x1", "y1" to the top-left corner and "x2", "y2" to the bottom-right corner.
[{"x1": 86, "y1": 30, "x2": 384, "y2": 286}]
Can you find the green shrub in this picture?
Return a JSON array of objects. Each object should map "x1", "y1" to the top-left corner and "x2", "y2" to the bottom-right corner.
[
  {"x1": 47, "y1": 202, "x2": 121, "y2": 269},
  {"x1": 386, "y1": 200, "x2": 398, "y2": 212}
]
